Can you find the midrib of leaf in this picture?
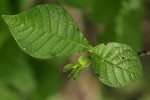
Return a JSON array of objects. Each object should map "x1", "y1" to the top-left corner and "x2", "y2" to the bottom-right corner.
[
  {"x1": 93, "y1": 54, "x2": 138, "y2": 87},
  {"x1": 31, "y1": 34, "x2": 89, "y2": 53},
  {"x1": 37, "y1": 6, "x2": 89, "y2": 49},
  {"x1": 57, "y1": 35, "x2": 89, "y2": 49},
  {"x1": 16, "y1": 19, "x2": 90, "y2": 50},
  {"x1": 43, "y1": 5, "x2": 90, "y2": 49},
  {"x1": 93, "y1": 53, "x2": 139, "y2": 75}
]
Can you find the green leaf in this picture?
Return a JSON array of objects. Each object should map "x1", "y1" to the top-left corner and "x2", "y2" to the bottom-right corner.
[
  {"x1": 63, "y1": 63, "x2": 76, "y2": 72},
  {"x1": 70, "y1": 66, "x2": 82, "y2": 80},
  {"x1": 2, "y1": 4, "x2": 90, "y2": 59},
  {"x1": 91, "y1": 42, "x2": 142, "y2": 87},
  {"x1": 63, "y1": 62, "x2": 81, "y2": 79}
]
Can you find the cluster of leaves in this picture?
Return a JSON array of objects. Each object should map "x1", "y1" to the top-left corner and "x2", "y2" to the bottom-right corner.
[
  {"x1": 2, "y1": 4, "x2": 143, "y2": 88},
  {"x1": 0, "y1": 0, "x2": 145, "y2": 100}
]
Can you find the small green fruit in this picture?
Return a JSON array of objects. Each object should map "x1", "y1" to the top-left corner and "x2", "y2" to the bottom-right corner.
[{"x1": 78, "y1": 56, "x2": 91, "y2": 68}]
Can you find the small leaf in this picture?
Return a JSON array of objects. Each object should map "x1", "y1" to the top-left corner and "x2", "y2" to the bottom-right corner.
[
  {"x1": 91, "y1": 42, "x2": 143, "y2": 87},
  {"x1": 2, "y1": 4, "x2": 90, "y2": 59},
  {"x1": 63, "y1": 63, "x2": 76, "y2": 72},
  {"x1": 64, "y1": 62, "x2": 81, "y2": 79},
  {"x1": 69, "y1": 66, "x2": 82, "y2": 80}
]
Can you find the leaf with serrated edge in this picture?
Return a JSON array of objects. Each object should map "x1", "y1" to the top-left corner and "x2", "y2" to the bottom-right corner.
[
  {"x1": 2, "y1": 4, "x2": 89, "y2": 59},
  {"x1": 91, "y1": 42, "x2": 142, "y2": 88}
]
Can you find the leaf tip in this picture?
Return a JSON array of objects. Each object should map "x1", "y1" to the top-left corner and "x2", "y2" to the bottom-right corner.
[
  {"x1": 1, "y1": 15, "x2": 6, "y2": 20},
  {"x1": 1, "y1": 15, "x2": 12, "y2": 24},
  {"x1": 1, "y1": 15, "x2": 5, "y2": 17}
]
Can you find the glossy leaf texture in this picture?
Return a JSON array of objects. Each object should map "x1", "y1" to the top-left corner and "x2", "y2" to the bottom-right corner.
[
  {"x1": 91, "y1": 42, "x2": 143, "y2": 87},
  {"x1": 2, "y1": 4, "x2": 89, "y2": 59}
]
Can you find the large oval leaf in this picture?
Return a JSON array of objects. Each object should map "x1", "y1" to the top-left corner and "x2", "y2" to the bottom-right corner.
[
  {"x1": 91, "y1": 42, "x2": 142, "y2": 87},
  {"x1": 2, "y1": 4, "x2": 89, "y2": 59}
]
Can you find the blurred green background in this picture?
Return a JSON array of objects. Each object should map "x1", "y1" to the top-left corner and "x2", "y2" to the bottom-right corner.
[{"x1": 0, "y1": 0, "x2": 150, "y2": 100}]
